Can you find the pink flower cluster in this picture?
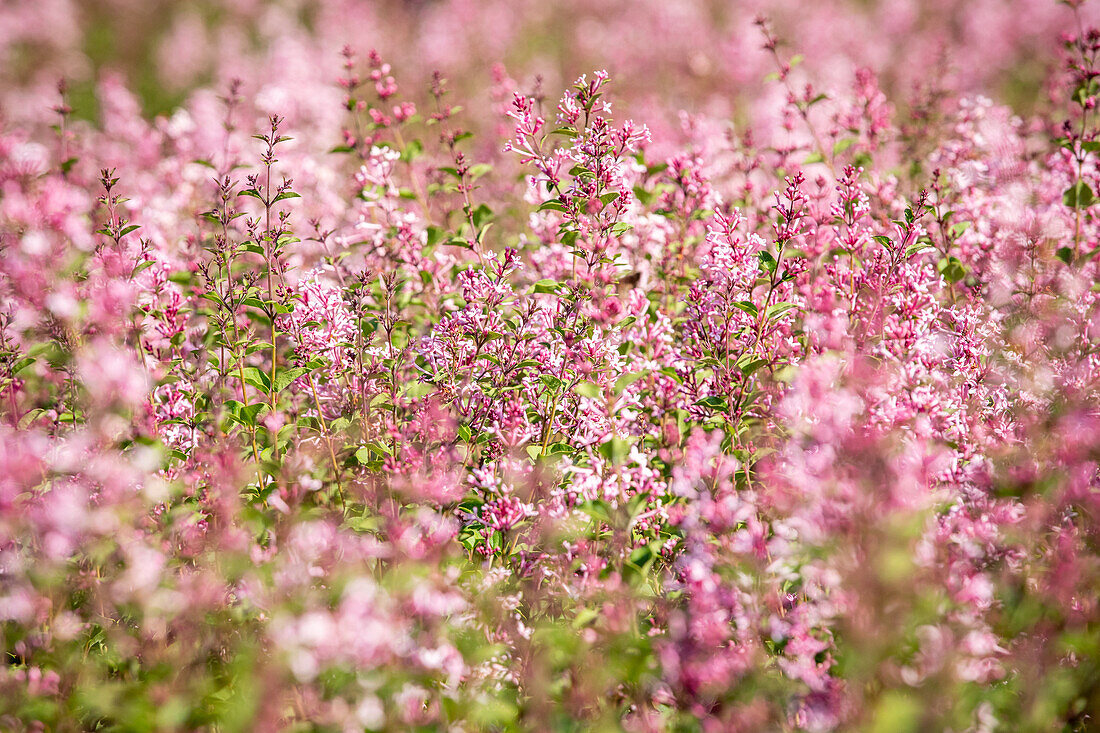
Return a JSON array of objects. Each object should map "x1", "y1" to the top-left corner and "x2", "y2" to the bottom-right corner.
[{"x1": 2, "y1": 2, "x2": 1100, "y2": 731}]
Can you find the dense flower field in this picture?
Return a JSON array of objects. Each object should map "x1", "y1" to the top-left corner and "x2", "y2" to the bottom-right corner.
[{"x1": 4, "y1": 0, "x2": 1100, "y2": 730}]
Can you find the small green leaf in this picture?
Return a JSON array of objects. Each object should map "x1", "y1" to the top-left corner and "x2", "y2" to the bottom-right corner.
[
  {"x1": 937, "y1": 256, "x2": 967, "y2": 284},
  {"x1": 574, "y1": 381, "x2": 601, "y2": 399},
  {"x1": 537, "y1": 199, "x2": 566, "y2": 213},
  {"x1": 577, "y1": 499, "x2": 613, "y2": 524},
  {"x1": 1064, "y1": 181, "x2": 1096, "y2": 208},
  {"x1": 949, "y1": 221, "x2": 971, "y2": 238},
  {"x1": 597, "y1": 437, "x2": 633, "y2": 464},
  {"x1": 425, "y1": 225, "x2": 447, "y2": 246},
  {"x1": 12, "y1": 356, "x2": 36, "y2": 375},
  {"x1": 614, "y1": 372, "x2": 645, "y2": 394},
  {"x1": 240, "y1": 367, "x2": 270, "y2": 392},
  {"x1": 468, "y1": 163, "x2": 493, "y2": 180},
  {"x1": 472, "y1": 203, "x2": 493, "y2": 228},
  {"x1": 238, "y1": 402, "x2": 267, "y2": 427},
  {"x1": 695, "y1": 395, "x2": 728, "y2": 412},
  {"x1": 758, "y1": 251, "x2": 777, "y2": 273},
  {"x1": 731, "y1": 300, "x2": 759, "y2": 317},
  {"x1": 766, "y1": 302, "x2": 799, "y2": 322},
  {"x1": 738, "y1": 357, "x2": 769, "y2": 376},
  {"x1": 272, "y1": 367, "x2": 308, "y2": 392},
  {"x1": 832, "y1": 137, "x2": 856, "y2": 155},
  {"x1": 400, "y1": 139, "x2": 424, "y2": 162}
]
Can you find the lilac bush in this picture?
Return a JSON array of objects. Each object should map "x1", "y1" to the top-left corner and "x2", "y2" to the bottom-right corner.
[{"x1": 3, "y1": 1, "x2": 1100, "y2": 730}]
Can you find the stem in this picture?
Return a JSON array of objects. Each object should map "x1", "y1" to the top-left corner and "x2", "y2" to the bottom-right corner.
[
  {"x1": 305, "y1": 371, "x2": 347, "y2": 514},
  {"x1": 392, "y1": 126, "x2": 432, "y2": 221}
]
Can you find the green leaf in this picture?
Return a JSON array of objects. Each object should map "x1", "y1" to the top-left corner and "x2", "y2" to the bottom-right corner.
[
  {"x1": 425, "y1": 225, "x2": 447, "y2": 247},
  {"x1": 240, "y1": 367, "x2": 270, "y2": 392},
  {"x1": 904, "y1": 241, "x2": 932, "y2": 258},
  {"x1": 403, "y1": 380, "x2": 434, "y2": 399},
  {"x1": 272, "y1": 367, "x2": 308, "y2": 392},
  {"x1": 574, "y1": 381, "x2": 601, "y2": 399},
  {"x1": 695, "y1": 395, "x2": 728, "y2": 412},
  {"x1": 238, "y1": 402, "x2": 267, "y2": 427},
  {"x1": 537, "y1": 199, "x2": 566, "y2": 213},
  {"x1": 614, "y1": 372, "x2": 645, "y2": 394},
  {"x1": 468, "y1": 163, "x2": 493, "y2": 180},
  {"x1": 765, "y1": 302, "x2": 799, "y2": 322},
  {"x1": 832, "y1": 137, "x2": 856, "y2": 155},
  {"x1": 577, "y1": 499, "x2": 613, "y2": 524},
  {"x1": 546, "y1": 441, "x2": 573, "y2": 456},
  {"x1": 1064, "y1": 181, "x2": 1096, "y2": 208},
  {"x1": 870, "y1": 692, "x2": 922, "y2": 733},
  {"x1": 539, "y1": 374, "x2": 564, "y2": 391},
  {"x1": 12, "y1": 356, "x2": 36, "y2": 375},
  {"x1": 400, "y1": 139, "x2": 424, "y2": 162},
  {"x1": 738, "y1": 357, "x2": 769, "y2": 376},
  {"x1": 949, "y1": 221, "x2": 971, "y2": 238},
  {"x1": 937, "y1": 256, "x2": 967, "y2": 284},
  {"x1": 572, "y1": 608, "x2": 600, "y2": 629},
  {"x1": 731, "y1": 300, "x2": 759, "y2": 317},
  {"x1": 597, "y1": 437, "x2": 633, "y2": 464},
  {"x1": 625, "y1": 542, "x2": 662, "y2": 580},
  {"x1": 472, "y1": 203, "x2": 493, "y2": 228},
  {"x1": 532, "y1": 278, "x2": 560, "y2": 294},
  {"x1": 758, "y1": 251, "x2": 777, "y2": 273}
]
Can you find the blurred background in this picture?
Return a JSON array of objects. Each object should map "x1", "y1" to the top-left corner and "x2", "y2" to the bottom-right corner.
[{"x1": 0, "y1": 0, "x2": 1091, "y2": 134}]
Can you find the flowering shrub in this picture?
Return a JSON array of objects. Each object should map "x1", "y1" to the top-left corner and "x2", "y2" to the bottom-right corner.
[{"x1": 4, "y1": 1, "x2": 1100, "y2": 731}]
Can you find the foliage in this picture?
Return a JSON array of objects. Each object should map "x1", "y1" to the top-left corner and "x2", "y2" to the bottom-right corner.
[{"x1": 3, "y1": 2, "x2": 1100, "y2": 731}]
